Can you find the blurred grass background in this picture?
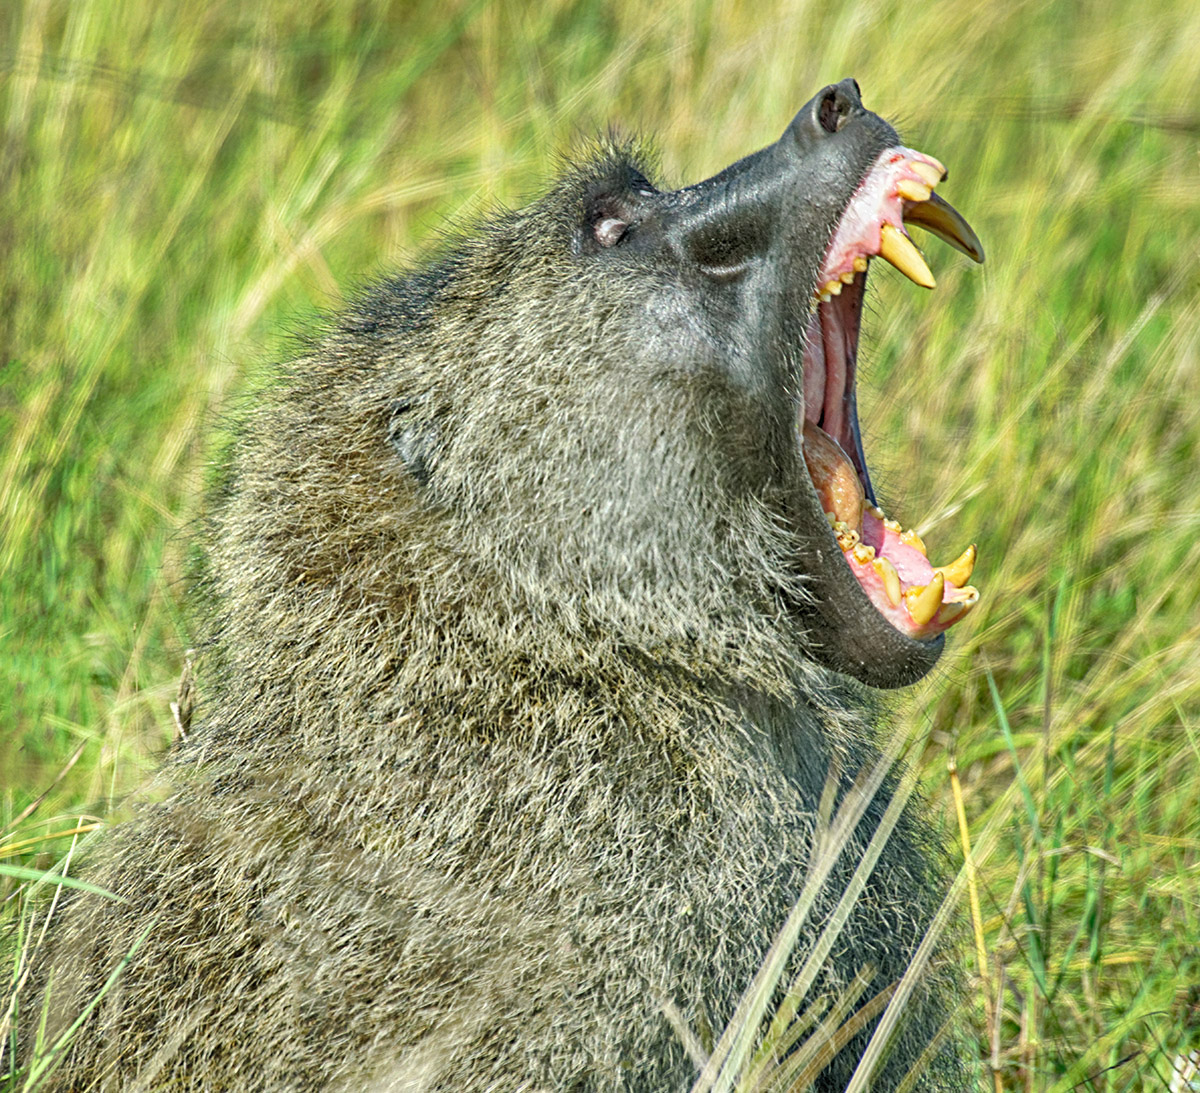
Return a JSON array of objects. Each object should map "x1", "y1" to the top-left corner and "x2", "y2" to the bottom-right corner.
[{"x1": 1, "y1": 0, "x2": 1198, "y2": 1088}]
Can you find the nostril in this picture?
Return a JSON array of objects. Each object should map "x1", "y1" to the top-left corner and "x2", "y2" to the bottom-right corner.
[
  {"x1": 817, "y1": 89, "x2": 841, "y2": 134},
  {"x1": 817, "y1": 84, "x2": 859, "y2": 135}
]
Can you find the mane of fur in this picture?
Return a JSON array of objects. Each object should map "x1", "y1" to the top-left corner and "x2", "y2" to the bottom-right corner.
[{"x1": 28, "y1": 146, "x2": 959, "y2": 1092}]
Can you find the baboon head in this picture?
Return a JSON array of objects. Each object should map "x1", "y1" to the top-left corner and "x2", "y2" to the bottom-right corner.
[
  {"x1": 573, "y1": 77, "x2": 986, "y2": 687},
  {"x1": 329, "y1": 79, "x2": 982, "y2": 693}
]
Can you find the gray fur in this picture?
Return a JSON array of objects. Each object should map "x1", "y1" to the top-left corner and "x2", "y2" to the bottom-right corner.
[{"x1": 25, "y1": 82, "x2": 962, "y2": 1091}]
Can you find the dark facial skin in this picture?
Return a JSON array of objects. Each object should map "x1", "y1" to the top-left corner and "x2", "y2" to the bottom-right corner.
[{"x1": 578, "y1": 79, "x2": 944, "y2": 688}]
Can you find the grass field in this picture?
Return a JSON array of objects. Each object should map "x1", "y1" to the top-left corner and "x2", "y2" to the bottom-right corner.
[{"x1": 2, "y1": 0, "x2": 1199, "y2": 1088}]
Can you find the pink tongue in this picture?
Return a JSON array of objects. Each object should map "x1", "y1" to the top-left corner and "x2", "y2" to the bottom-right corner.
[
  {"x1": 860, "y1": 511, "x2": 933, "y2": 585},
  {"x1": 802, "y1": 421, "x2": 976, "y2": 639},
  {"x1": 801, "y1": 420, "x2": 863, "y2": 529}
]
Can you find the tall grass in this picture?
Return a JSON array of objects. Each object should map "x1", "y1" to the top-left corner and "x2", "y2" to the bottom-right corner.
[{"x1": 2, "y1": 0, "x2": 1198, "y2": 1088}]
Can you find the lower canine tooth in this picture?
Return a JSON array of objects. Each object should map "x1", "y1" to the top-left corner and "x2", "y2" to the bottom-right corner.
[
  {"x1": 905, "y1": 572, "x2": 945, "y2": 627},
  {"x1": 879, "y1": 224, "x2": 936, "y2": 289},
  {"x1": 874, "y1": 557, "x2": 902, "y2": 606},
  {"x1": 934, "y1": 544, "x2": 977, "y2": 587}
]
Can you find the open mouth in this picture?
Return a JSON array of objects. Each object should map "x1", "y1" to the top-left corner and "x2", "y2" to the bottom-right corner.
[{"x1": 800, "y1": 147, "x2": 984, "y2": 640}]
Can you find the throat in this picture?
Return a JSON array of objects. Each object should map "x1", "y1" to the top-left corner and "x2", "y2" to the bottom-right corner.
[{"x1": 801, "y1": 275, "x2": 873, "y2": 502}]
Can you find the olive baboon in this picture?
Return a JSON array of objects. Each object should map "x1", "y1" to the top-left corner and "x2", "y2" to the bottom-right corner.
[{"x1": 25, "y1": 79, "x2": 984, "y2": 1090}]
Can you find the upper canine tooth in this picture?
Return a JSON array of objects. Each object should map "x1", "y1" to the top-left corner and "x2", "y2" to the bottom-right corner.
[
  {"x1": 902, "y1": 192, "x2": 985, "y2": 263},
  {"x1": 905, "y1": 572, "x2": 945, "y2": 627},
  {"x1": 897, "y1": 179, "x2": 932, "y2": 203},
  {"x1": 910, "y1": 160, "x2": 944, "y2": 187},
  {"x1": 878, "y1": 224, "x2": 935, "y2": 289},
  {"x1": 934, "y1": 543, "x2": 976, "y2": 587}
]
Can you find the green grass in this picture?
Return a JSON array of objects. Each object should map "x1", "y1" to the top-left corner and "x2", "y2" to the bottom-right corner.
[{"x1": 2, "y1": 0, "x2": 1199, "y2": 1088}]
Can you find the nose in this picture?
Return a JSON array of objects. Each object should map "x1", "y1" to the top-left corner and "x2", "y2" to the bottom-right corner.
[
  {"x1": 657, "y1": 78, "x2": 872, "y2": 279},
  {"x1": 781, "y1": 77, "x2": 867, "y2": 153}
]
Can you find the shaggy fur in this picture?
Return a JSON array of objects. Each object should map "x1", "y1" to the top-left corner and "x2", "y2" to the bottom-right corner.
[{"x1": 26, "y1": 112, "x2": 962, "y2": 1091}]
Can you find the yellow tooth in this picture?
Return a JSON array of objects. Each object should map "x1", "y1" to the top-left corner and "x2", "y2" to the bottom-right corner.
[
  {"x1": 934, "y1": 543, "x2": 976, "y2": 587},
  {"x1": 897, "y1": 179, "x2": 932, "y2": 202},
  {"x1": 905, "y1": 572, "x2": 945, "y2": 628},
  {"x1": 839, "y1": 270, "x2": 856, "y2": 284},
  {"x1": 853, "y1": 256, "x2": 868, "y2": 273},
  {"x1": 852, "y1": 543, "x2": 876, "y2": 565},
  {"x1": 902, "y1": 192, "x2": 986, "y2": 263},
  {"x1": 910, "y1": 160, "x2": 944, "y2": 187},
  {"x1": 883, "y1": 516, "x2": 902, "y2": 532},
  {"x1": 824, "y1": 279, "x2": 843, "y2": 296},
  {"x1": 946, "y1": 585, "x2": 980, "y2": 606},
  {"x1": 874, "y1": 557, "x2": 902, "y2": 606},
  {"x1": 879, "y1": 224, "x2": 936, "y2": 289},
  {"x1": 934, "y1": 599, "x2": 976, "y2": 627},
  {"x1": 825, "y1": 511, "x2": 838, "y2": 526},
  {"x1": 900, "y1": 528, "x2": 927, "y2": 556}
]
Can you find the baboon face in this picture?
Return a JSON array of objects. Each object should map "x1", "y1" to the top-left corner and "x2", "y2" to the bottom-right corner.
[
  {"x1": 568, "y1": 78, "x2": 982, "y2": 688},
  {"x1": 383, "y1": 79, "x2": 981, "y2": 690}
]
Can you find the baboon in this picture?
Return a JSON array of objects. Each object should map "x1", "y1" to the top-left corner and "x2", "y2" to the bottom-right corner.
[{"x1": 23, "y1": 79, "x2": 984, "y2": 1091}]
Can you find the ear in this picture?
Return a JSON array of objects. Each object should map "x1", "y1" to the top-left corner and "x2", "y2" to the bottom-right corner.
[
  {"x1": 580, "y1": 162, "x2": 659, "y2": 253},
  {"x1": 387, "y1": 397, "x2": 440, "y2": 487},
  {"x1": 593, "y1": 212, "x2": 629, "y2": 248}
]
